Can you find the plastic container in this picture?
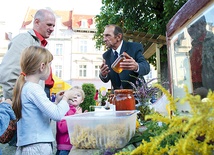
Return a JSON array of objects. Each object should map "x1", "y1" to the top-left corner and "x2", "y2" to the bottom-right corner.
[{"x1": 64, "y1": 110, "x2": 137, "y2": 149}]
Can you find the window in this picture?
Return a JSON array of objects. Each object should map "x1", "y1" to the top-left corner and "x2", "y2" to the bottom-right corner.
[
  {"x1": 55, "y1": 44, "x2": 63, "y2": 55},
  {"x1": 95, "y1": 65, "x2": 100, "y2": 78},
  {"x1": 79, "y1": 65, "x2": 87, "y2": 77},
  {"x1": 55, "y1": 65, "x2": 62, "y2": 78},
  {"x1": 79, "y1": 40, "x2": 87, "y2": 53},
  {"x1": 80, "y1": 19, "x2": 87, "y2": 28}
]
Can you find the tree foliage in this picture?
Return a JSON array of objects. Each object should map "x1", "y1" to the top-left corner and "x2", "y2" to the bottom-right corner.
[
  {"x1": 94, "y1": 0, "x2": 188, "y2": 77},
  {"x1": 81, "y1": 83, "x2": 96, "y2": 111}
]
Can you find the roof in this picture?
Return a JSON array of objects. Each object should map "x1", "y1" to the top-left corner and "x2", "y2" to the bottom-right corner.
[
  {"x1": 166, "y1": 0, "x2": 210, "y2": 37},
  {"x1": 21, "y1": 8, "x2": 95, "y2": 29},
  {"x1": 123, "y1": 30, "x2": 166, "y2": 59}
]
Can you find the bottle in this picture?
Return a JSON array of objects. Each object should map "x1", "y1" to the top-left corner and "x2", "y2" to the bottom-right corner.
[{"x1": 113, "y1": 89, "x2": 135, "y2": 110}]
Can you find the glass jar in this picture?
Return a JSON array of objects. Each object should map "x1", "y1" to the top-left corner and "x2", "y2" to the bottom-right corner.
[
  {"x1": 108, "y1": 94, "x2": 114, "y2": 104},
  {"x1": 111, "y1": 54, "x2": 126, "y2": 73},
  {"x1": 113, "y1": 89, "x2": 135, "y2": 110}
]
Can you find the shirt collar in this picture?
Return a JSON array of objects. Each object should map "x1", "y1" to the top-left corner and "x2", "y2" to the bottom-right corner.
[
  {"x1": 33, "y1": 30, "x2": 48, "y2": 47},
  {"x1": 112, "y1": 40, "x2": 123, "y2": 55}
]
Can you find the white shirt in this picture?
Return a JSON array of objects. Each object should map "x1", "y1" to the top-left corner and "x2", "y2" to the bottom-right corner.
[{"x1": 112, "y1": 40, "x2": 123, "y2": 55}]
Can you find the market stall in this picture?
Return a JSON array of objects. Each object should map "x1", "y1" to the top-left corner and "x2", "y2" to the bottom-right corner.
[
  {"x1": 67, "y1": 0, "x2": 214, "y2": 154},
  {"x1": 51, "y1": 74, "x2": 72, "y2": 93}
]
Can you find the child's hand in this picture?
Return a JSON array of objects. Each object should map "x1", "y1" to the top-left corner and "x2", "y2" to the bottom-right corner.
[
  {"x1": 5, "y1": 99, "x2": 12, "y2": 106},
  {"x1": 63, "y1": 90, "x2": 77, "y2": 101},
  {"x1": 75, "y1": 106, "x2": 82, "y2": 114},
  {"x1": 55, "y1": 90, "x2": 65, "y2": 104}
]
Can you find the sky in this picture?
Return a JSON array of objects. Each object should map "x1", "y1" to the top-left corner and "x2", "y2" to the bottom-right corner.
[{"x1": 0, "y1": 0, "x2": 102, "y2": 34}]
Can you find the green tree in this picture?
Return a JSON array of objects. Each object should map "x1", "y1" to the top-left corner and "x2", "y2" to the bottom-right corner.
[
  {"x1": 81, "y1": 83, "x2": 96, "y2": 111},
  {"x1": 94, "y1": 0, "x2": 188, "y2": 81}
]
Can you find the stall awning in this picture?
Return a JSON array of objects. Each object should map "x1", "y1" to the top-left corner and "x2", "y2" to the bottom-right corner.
[
  {"x1": 51, "y1": 75, "x2": 72, "y2": 93},
  {"x1": 123, "y1": 30, "x2": 166, "y2": 59},
  {"x1": 122, "y1": 30, "x2": 166, "y2": 84}
]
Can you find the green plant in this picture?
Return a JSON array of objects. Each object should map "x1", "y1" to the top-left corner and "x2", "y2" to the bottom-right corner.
[
  {"x1": 81, "y1": 83, "x2": 96, "y2": 112},
  {"x1": 122, "y1": 75, "x2": 161, "y2": 106},
  {"x1": 98, "y1": 86, "x2": 109, "y2": 106},
  {"x1": 116, "y1": 85, "x2": 214, "y2": 155}
]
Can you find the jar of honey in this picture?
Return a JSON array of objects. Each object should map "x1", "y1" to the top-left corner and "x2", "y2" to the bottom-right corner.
[
  {"x1": 111, "y1": 54, "x2": 125, "y2": 73},
  {"x1": 108, "y1": 94, "x2": 114, "y2": 104},
  {"x1": 112, "y1": 89, "x2": 135, "y2": 110}
]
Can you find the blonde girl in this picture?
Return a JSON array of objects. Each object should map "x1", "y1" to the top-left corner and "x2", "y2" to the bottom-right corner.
[
  {"x1": 12, "y1": 46, "x2": 74, "y2": 155},
  {"x1": 56, "y1": 86, "x2": 86, "y2": 155}
]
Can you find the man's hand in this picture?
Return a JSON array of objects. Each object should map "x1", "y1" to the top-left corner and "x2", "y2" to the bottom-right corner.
[
  {"x1": 100, "y1": 59, "x2": 110, "y2": 77},
  {"x1": 120, "y1": 52, "x2": 139, "y2": 71}
]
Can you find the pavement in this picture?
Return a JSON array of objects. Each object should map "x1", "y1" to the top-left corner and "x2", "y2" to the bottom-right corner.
[{"x1": 0, "y1": 121, "x2": 57, "y2": 155}]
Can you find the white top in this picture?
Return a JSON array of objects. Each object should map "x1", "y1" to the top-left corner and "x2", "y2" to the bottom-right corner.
[{"x1": 17, "y1": 82, "x2": 69, "y2": 146}]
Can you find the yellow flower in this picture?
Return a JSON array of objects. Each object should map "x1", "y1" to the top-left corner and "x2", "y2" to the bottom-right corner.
[
  {"x1": 127, "y1": 85, "x2": 214, "y2": 154},
  {"x1": 99, "y1": 86, "x2": 106, "y2": 92},
  {"x1": 166, "y1": 103, "x2": 171, "y2": 118},
  {"x1": 136, "y1": 119, "x2": 140, "y2": 129},
  {"x1": 98, "y1": 87, "x2": 109, "y2": 103}
]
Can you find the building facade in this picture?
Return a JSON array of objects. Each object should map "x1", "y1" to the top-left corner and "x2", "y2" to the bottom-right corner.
[{"x1": 0, "y1": 7, "x2": 157, "y2": 91}]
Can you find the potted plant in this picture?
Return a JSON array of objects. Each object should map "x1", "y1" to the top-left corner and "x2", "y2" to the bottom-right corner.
[
  {"x1": 98, "y1": 87, "x2": 109, "y2": 106},
  {"x1": 122, "y1": 75, "x2": 164, "y2": 121},
  {"x1": 123, "y1": 75, "x2": 161, "y2": 105}
]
